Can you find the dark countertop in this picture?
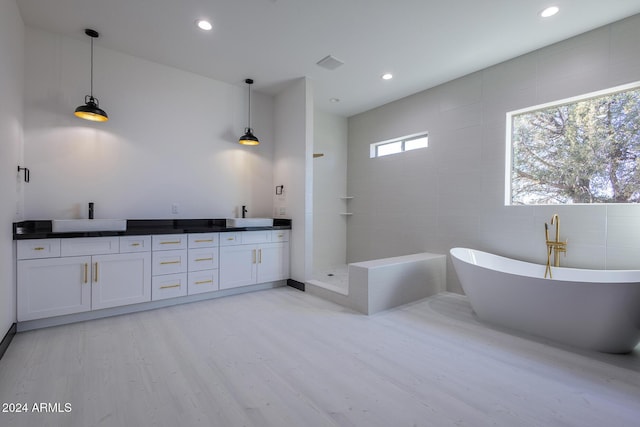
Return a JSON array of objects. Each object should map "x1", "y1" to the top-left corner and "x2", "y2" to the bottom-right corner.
[{"x1": 13, "y1": 219, "x2": 292, "y2": 240}]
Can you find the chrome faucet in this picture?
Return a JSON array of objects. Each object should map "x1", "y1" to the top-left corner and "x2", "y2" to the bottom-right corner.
[
  {"x1": 544, "y1": 214, "x2": 567, "y2": 278},
  {"x1": 88, "y1": 202, "x2": 94, "y2": 220},
  {"x1": 241, "y1": 205, "x2": 248, "y2": 218}
]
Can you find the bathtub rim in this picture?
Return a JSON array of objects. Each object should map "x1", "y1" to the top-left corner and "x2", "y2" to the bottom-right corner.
[{"x1": 450, "y1": 247, "x2": 640, "y2": 284}]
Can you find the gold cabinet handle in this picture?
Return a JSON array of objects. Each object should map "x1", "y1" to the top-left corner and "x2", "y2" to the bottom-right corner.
[
  {"x1": 34, "y1": 247, "x2": 45, "y2": 251},
  {"x1": 195, "y1": 239, "x2": 213, "y2": 243},
  {"x1": 195, "y1": 280, "x2": 213, "y2": 285},
  {"x1": 227, "y1": 237, "x2": 235, "y2": 241},
  {"x1": 252, "y1": 249, "x2": 256, "y2": 264},
  {"x1": 131, "y1": 243, "x2": 141, "y2": 247},
  {"x1": 160, "y1": 260, "x2": 181, "y2": 265},
  {"x1": 94, "y1": 262, "x2": 98, "y2": 282},
  {"x1": 84, "y1": 263, "x2": 88, "y2": 284},
  {"x1": 258, "y1": 249, "x2": 262, "y2": 264},
  {"x1": 195, "y1": 257, "x2": 214, "y2": 262},
  {"x1": 160, "y1": 284, "x2": 181, "y2": 290},
  {"x1": 160, "y1": 241, "x2": 181, "y2": 245}
]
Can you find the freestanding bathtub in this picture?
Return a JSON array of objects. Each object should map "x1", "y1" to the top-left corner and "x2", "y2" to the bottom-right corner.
[{"x1": 450, "y1": 247, "x2": 640, "y2": 353}]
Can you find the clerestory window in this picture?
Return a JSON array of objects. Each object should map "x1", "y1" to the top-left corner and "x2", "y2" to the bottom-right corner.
[{"x1": 370, "y1": 132, "x2": 429, "y2": 158}]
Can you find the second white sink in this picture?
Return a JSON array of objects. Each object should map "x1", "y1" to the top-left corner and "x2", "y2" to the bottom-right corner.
[
  {"x1": 226, "y1": 218, "x2": 274, "y2": 228},
  {"x1": 52, "y1": 219, "x2": 127, "y2": 233}
]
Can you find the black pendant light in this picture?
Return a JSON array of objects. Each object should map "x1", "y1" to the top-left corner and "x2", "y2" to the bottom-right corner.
[
  {"x1": 74, "y1": 29, "x2": 108, "y2": 122},
  {"x1": 239, "y1": 78, "x2": 259, "y2": 145}
]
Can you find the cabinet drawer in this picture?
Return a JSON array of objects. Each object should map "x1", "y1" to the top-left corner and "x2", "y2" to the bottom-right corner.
[
  {"x1": 188, "y1": 270, "x2": 219, "y2": 295},
  {"x1": 241, "y1": 230, "x2": 272, "y2": 245},
  {"x1": 120, "y1": 235, "x2": 152, "y2": 253},
  {"x1": 61, "y1": 237, "x2": 120, "y2": 256},
  {"x1": 220, "y1": 232, "x2": 240, "y2": 246},
  {"x1": 188, "y1": 233, "x2": 219, "y2": 248},
  {"x1": 188, "y1": 247, "x2": 219, "y2": 271},
  {"x1": 152, "y1": 234, "x2": 187, "y2": 250},
  {"x1": 272, "y1": 230, "x2": 290, "y2": 242},
  {"x1": 152, "y1": 273, "x2": 188, "y2": 300},
  {"x1": 152, "y1": 249, "x2": 188, "y2": 275},
  {"x1": 17, "y1": 239, "x2": 61, "y2": 260}
]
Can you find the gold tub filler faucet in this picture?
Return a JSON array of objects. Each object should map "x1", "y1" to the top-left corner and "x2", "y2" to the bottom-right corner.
[{"x1": 545, "y1": 214, "x2": 567, "y2": 278}]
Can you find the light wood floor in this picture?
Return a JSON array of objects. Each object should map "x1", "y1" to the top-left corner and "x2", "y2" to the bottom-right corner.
[{"x1": 1, "y1": 288, "x2": 639, "y2": 427}]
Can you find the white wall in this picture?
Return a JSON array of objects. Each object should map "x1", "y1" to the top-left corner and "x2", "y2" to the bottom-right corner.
[
  {"x1": 273, "y1": 78, "x2": 313, "y2": 282},
  {"x1": 0, "y1": 0, "x2": 24, "y2": 332},
  {"x1": 23, "y1": 27, "x2": 274, "y2": 221},
  {"x1": 312, "y1": 110, "x2": 348, "y2": 273},
  {"x1": 347, "y1": 14, "x2": 640, "y2": 293}
]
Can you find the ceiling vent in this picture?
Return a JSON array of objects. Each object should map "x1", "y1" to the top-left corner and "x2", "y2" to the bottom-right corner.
[{"x1": 316, "y1": 55, "x2": 344, "y2": 70}]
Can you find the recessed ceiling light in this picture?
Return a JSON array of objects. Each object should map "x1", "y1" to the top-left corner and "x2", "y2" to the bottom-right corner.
[
  {"x1": 329, "y1": 97, "x2": 340, "y2": 103},
  {"x1": 382, "y1": 73, "x2": 393, "y2": 80},
  {"x1": 196, "y1": 19, "x2": 213, "y2": 31},
  {"x1": 540, "y1": 6, "x2": 559, "y2": 18}
]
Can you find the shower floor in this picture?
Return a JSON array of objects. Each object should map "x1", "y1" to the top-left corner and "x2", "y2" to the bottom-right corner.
[{"x1": 309, "y1": 264, "x2": 349, "y2": 295}]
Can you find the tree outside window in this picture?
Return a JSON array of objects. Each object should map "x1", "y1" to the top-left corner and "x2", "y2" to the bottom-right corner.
[{"x1": 508, "y1": 83, "x2": 640, "y2": 204}]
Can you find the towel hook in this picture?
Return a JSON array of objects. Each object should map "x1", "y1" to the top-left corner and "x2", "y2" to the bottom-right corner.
[{"x1": 18, "y1": 166, "x2": 30, "y2": 183}]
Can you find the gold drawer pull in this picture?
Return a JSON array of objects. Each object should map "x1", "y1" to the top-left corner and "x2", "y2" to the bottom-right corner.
[
  {"x1": 33, "y1": 247, "x2": 45, "y2": 251},
  {"x1": 160, "y1": 260, "x2": 181, "y2": 265},
  {"x1": 94, "y1": 262, "x2": 99, "y2": 282},
  {"x1": 84, "y1": 263, "x2": 89, "y2": 284},
  {"x1": 195, "y1": 257, "x2": 214, "y2": 262},
  {"x1": 131, "y1": 243, "x2": 141, "y2": 247},
  {"x1": 195, "y1": 239, "x2": 213, "y2": 243},
  {"x1": 160, "y1": 284, "x2": 181, "y2": 290},
  {"x1": 227, "y1": 237, "x2": 235, "y2": 241},
  {"x1": 195, "y1": 280, "x2": 213, "y2": 285},
  {"x1": 160, "y1": 241, "x2": 181, "y2": 245},
  {"x1": 258, "y1": 249, "x2": 262, "y2": 264}
]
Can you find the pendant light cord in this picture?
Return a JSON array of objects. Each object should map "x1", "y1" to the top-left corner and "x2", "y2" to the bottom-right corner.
[
  {"x1": 90, "y1": 36, "x2": 94, "y2": 98},
  {"x1": 247, "y1": 82, "x2": 251, "y2": 129}
]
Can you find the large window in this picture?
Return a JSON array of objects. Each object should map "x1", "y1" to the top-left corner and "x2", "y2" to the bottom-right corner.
[
  {"x1": 370, "y1": 132, "x2": 428, "y2": 158},
  {"x1": 506, "y1": 82, "x2": 640, "y2": 205}
]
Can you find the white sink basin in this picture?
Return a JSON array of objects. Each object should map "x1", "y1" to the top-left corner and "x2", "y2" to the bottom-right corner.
[
  {"x1": 226, "y1": 218, "x2": 274, "y2": 228},
  {"x1": 52, "y1": 219, "x2": 127, "y2": 233}
]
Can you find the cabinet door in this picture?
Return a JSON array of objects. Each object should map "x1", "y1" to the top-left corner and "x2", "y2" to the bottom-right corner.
[
  {"x1": 92, "y1": 252, "x2": 151, "y2": 310},
  {"x1": 17, "y1": 256, "x2": 91, "y2": 321},
  {"x1": 219, "y1": 245, "x2": 257, "y2": 289},
  {"x1": 257, "y1": 242, "x2": 290, "y2": 283}
]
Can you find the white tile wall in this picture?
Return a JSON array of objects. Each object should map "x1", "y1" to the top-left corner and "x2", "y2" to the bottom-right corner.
[{"x1": 347, "y1": 14, "x2": 640, "y2": 293}]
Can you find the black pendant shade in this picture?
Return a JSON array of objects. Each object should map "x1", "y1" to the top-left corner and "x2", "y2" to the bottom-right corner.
[
  {"x1": 74, "y1": 29, "x2": 108, "y2": 122},
  {"x1": 239, "y1": 79, "x2": 259, "y2": 145},
  {"x1": 75, "y1": 95, "x2": 108, "y2": 122},
  {"x1": 239, "y1": 128, "x2": 259, "y2": 146}
]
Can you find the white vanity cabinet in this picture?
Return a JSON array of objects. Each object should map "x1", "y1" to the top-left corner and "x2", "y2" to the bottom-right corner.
[
  {"x1": 219, "y1": 230, "x2": 289, "y2": 290},
  {"x1": 16, "y1": 226, "x2": 289, "y2": 323},
  {"x1": 187, "y1": 233, "x2": 219, "y2": 295},
  {"x1": 17, "y1": 254, "x2": 91, "y2": 321},
  {"x1": 151, "y1": 234, "x2": 188, "y2": 300},
  {"x1": 90, "y1": 251, "x2": 151, "y2": 310},
  {"x1": 151, "y1": 233, "x2": 220, "y2": 300},
  {"x1": 17, "y1": 236, "x2": 152, "y2": 321}
]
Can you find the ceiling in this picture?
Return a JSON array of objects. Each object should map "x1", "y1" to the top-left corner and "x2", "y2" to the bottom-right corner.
[{"x1": 17, "y1": 0, "x2": 640, "y2": 117}]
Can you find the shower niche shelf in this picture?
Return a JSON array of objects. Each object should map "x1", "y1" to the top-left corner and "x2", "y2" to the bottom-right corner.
[{"x1": 340, "y1": 196, "x2": 354, "y2": 215}]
